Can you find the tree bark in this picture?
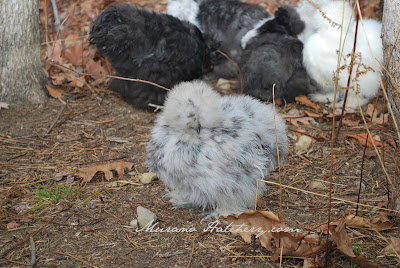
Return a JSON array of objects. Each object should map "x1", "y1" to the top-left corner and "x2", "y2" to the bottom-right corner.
[
  {"x1": 382, "y1": 0, "x2": 400, "y2": 128},
  {"x1": 0, "y1": 0, "x2": 47, "y2": 104}
]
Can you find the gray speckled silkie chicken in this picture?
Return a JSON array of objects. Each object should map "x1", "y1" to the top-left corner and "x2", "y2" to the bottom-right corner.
[{"x1": 146, "y1": 81, "x2": 288, "y2": 217}]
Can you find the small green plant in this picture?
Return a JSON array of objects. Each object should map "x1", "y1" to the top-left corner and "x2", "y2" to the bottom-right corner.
[
  {"x1": 27, "y1": 182, "x2": 80, "y2": 215},
  {"x1": 349, "y1": 239, "x2": 366, "y2": 268},
  {"x1": 59, "y1": 183, "x2": 73, "y2": 201}
]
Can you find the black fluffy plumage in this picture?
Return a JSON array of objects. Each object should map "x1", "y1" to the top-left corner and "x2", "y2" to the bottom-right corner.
[
  {"x1": 240, "y1": 6, "x2": 316, "y2": 103},
  {"x1": 196, "y1": 0, "x2": 270, "y2": 79},
  {"x1": 90, "y1": 4, "x2": 214, "y2": 110}
]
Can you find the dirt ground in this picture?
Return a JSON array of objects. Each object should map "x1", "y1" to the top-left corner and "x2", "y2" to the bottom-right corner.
[{"x1": 1, "y1": 0, "x2": 399, "y2": 267}]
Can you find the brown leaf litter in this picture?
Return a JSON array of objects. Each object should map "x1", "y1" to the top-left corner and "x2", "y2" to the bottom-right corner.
[
  {"x1": 223, "y1": 210, "x2": 390, "y2": 267},
  {"x1": 77, "y1": 161, "x2": 134, "y2": 183}
]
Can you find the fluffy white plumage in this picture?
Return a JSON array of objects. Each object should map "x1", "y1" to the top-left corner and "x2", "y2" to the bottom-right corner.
[
  {"x1": 146, "y1": 81, "x2": 288, "y2": 217},
  {"x1": 296, "y1": 0, "x2": 330, "y2": 43},
  {"x1": 167, "y1": 0, "x2": 201, "y2": 28},
  {"x1": 302, "y1": 1, "x2": 384, "y2": 108}
]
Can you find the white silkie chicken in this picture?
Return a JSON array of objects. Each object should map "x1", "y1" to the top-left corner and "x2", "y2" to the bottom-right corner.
[
  {"x1": 296, "y1": 0, "x2": 331, "y2": 43},
  {"x1": 146, "y1": 81, "x2": 288, "y2": 217},
  {"x1": 302, "y1": 1, "x2": 384, "y2": 108}
]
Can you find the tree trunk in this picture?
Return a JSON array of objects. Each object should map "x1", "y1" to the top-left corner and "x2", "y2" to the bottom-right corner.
[
  {"x1": 382, "y1": 0, "x2": 400, "y2": 128},
  {"x1": 0, "y1": 0, "x2": 47, "y2": 104}
]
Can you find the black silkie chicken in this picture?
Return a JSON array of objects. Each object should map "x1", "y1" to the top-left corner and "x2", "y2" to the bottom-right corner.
[
  {"x1": 240, "y1": 6, "x2": 316, "y2": 103},
  {"x1": 90, "y1": 4, "x2": 215, "y2": 110}
]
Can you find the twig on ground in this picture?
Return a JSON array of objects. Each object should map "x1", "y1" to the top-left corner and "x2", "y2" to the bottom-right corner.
[
  {"x1": 46, "y1": 99, "x2": 69, "y2": 134},
  {"x1": 158, "y1": 251, "x2": 185, "y2": 258},
  {"x1": 356, "y1": 136, "x2": 367, "y2": 216},
  {"x1": 186, "y1": 239, "x2": 195, "y2": 268},
  {"x1": 216, "y1": 50, "x2": 244, "y2": 94},
  {"x1": 11, "y1": 134, "x2": 54, "y2": 140},
  {"x1": 51, "y1": 61, "x2": 171, "y2": 92},
  {"x1": 27, "y1": 237, "x2": 36, "y2": 268},
  {"x1": 1, "y1": 206, "x2": 67, "y2": 259},
  {"x1": 207, "y1": 256, "x2": 213, "y2": 268},
  {"x1": 261, "y1": 179, "x2": 400, "y2": 214},
  {"x1": 54, "y1": 251, "x2": 98, "y2": 268},
  {"x1": 74, "y1": 76, "x2": 102, "y2": 102},
  {"x1": 381, "y1": 98, "x2": 390, "y2": 203},
  {"x1": 50, "y1": 0, "x2": 62, "y2": 41}
]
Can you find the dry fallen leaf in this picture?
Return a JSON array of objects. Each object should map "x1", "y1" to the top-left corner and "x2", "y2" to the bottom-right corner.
[
  {"x1": 377, "y1": 200, "x2": 389, "y2": 208},
  {"x1": 295, "y1": 95, "x2": 320, "y2": 110},
  {"x1": 223, "y1": 211, "x2": 328, "y2": 262},
  {"x1": 317, "y1": 132, "x2": 329, "y2": 141},
  {"x1": 86, "y1": 58, "x2": 108, "y2": 75},
  {"x1": 294, "y1": 128, "x2": 307, "y2": 139},
  {"x1": 80, "y1": 0, "x2": 98, "y2": 12},
  {"x1": 51, "y1": 73, "x2": 69, "y2": 86},
  {"x1": 386, "y1": 136, "x2": 397, "y2": 148},
  {"x1": 351, "y1": 256, "x2": 381, "y2": 268},
  {"x1": 69, "y1": 75, "x2": 86, "y2": 88},
  {"x1": 342, "y1": 118, "x2": 360, "y2": 127},
  {"x1": 65, "y1": 42, "x2": 83, "y2": 67},
  {"x1": 47, "y1": 40, "x2": 64, "y2": 64},
  {"x1": 366, "y1": 104, "x2": 389, "y2": 125},
  {"x1": 64, "y1": 33, "x2": 81, "y2": 47},
  {"x1": 310, "y1": 214, "x2": 393, "y2": 234},
  {"x1": 303, "y1": 110, "x2": 323, "y2": 118},
  {"x1": 45, "y1": 84, "x2": 64, "y2": 99},
  {"x1": 380, "y1": 236, "x2": 400, "y2": 257},
  {"x1": 283, "y1": 115, "x2": 316, "y2": 127},
  {"x1": 345, "y1": 133, "x2": 383, "y2": 147},
  {"x1": 330, "y1": 221, "x2": 356, "y2": 257},
  {"x1": 345, "y1": 215, "x2": 371, "y2": 228},
  {"x1": 330, "y1": 221, "x2": 382, "y2": 268},
  {"x1": 77, "y1": 161, "x2": 134, "y2": 183}
]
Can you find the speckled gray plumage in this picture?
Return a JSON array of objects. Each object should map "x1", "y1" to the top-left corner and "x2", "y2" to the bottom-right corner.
[{"x1": 146, "y1": 81, "x2": 288, "y2": 216}]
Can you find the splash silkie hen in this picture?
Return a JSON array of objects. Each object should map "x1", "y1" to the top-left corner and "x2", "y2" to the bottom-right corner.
[
  {"x1": 195, "y1": 0, "x2": 271, "y2": 79},
  {"x1": 302, "y1": 1, "x2": 384, "y2": 108},
  {"x1": 146, "y1": 81, "x2": 288, "y2": 217},
  {"x1": 90, "y1": 4, "x2": 213, "y2": 110},
  {"x1": 239, "y1": 6, "x2": 315, "y2": 103}
]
